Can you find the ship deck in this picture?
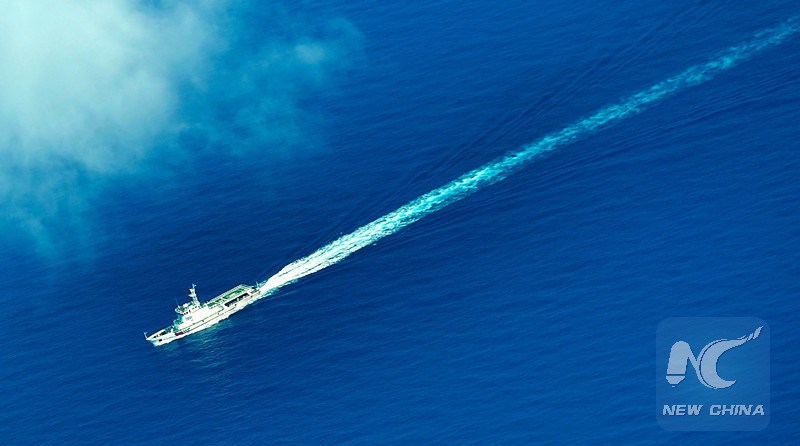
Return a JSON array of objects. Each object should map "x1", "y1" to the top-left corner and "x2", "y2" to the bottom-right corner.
[{"x1": 207, "y1": 284, "x2": 253, "y2": 307}]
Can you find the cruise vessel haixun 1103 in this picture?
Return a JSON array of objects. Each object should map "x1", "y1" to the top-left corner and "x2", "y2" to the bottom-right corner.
[{"x1": 145, "y1": 284, "x2": 261, "y2": 346}]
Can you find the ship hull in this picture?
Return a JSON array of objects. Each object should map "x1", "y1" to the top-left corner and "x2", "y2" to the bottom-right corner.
[{"x1": 146, "y1": 285, "x2": 259, "y2": 346}]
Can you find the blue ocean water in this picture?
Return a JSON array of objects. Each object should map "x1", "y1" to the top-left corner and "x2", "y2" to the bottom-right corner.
[{"x1": 2, "y1": 1, "x2": 799, "y2": 443}]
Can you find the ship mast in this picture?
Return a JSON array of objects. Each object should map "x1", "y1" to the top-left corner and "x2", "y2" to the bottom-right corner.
[{"x1": 189, "y1": 284, "x2": 199, "y2": 306}]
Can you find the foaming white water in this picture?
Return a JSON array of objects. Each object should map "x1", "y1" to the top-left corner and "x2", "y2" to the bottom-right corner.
[{"x1": 258, "y1": 17, "x2": 799, "y2": 297}]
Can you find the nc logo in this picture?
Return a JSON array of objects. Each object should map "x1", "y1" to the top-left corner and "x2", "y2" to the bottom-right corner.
[{"x1": 666, "y1": 326, "x2": 762, "y2": 389}]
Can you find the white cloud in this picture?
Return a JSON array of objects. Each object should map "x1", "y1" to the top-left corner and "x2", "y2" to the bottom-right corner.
[{"x1": 0, "y1": 0, "x2": 360, "y2": 251}]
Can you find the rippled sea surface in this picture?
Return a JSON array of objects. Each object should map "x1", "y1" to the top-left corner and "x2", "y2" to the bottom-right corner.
[{"x1": 2, "y1": 1, "x2": 799, "y2": 443}]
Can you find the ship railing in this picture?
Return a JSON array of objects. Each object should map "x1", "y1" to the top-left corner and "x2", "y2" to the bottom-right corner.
[{"x1": 146, "y1": 328, "x2": 169, "y2": 340}]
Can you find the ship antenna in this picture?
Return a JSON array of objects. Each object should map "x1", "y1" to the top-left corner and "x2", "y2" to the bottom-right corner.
[{"x1": 189, "y1": 284, "x2": 199, "y2": 306}]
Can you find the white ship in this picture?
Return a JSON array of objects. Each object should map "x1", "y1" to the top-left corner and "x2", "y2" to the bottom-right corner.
[{"x1": 145, "y1": 284, "x2": 260, "y2": 346}]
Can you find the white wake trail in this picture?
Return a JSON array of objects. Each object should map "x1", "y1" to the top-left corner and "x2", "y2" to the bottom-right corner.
[{"x1": 258, "y1": 17, "x2": 799, "y2": 297}]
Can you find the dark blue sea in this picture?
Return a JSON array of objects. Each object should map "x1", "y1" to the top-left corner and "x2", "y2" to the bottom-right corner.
[{"x1": 2, "y1": 1, "x2": 799, "y2": 443}]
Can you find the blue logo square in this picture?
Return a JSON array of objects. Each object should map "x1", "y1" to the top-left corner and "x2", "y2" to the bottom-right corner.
[{"x1": 656, "y1": 317, "x2": 770, "y2": 431}]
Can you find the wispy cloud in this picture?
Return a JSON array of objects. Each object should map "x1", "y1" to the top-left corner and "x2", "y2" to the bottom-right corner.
[{"x1": 0, "y1": 0, "x2": 361, "y2": 252}]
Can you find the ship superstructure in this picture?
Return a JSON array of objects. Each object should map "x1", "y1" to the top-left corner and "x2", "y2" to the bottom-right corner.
[{"x1": 145, "y1": 284, "x2": 260, "y2": 346}]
